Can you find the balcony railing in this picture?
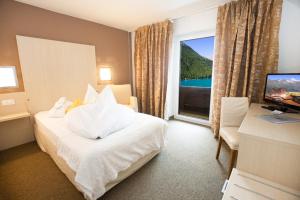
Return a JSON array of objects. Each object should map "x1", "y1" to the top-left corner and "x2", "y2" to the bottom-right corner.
[{"x1": 179, "y1": 86, "x2": 211, "y2": 119}]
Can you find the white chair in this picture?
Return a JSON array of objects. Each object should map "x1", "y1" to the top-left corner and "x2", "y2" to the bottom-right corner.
[
  {"x1": 216, "y1": 97, "x2": 249, "y2": 178},
  {"x1": 98, "y1": 84, "x2": 138, "y2": 112}
]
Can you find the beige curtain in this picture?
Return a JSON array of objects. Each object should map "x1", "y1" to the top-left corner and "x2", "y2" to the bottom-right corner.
[
  {"x1": 212, "y1": 0, "x2": 283, "y2": 137},
  {"x1": 134, "y1": 20, "x2": 172, "y2": 118}
]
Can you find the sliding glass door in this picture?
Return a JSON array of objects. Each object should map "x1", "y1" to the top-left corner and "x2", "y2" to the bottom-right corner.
[{"x1": 177, "y1": 36, "x2": 214, "y2": 122}]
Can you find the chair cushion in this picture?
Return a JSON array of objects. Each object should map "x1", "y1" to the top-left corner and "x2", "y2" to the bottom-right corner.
[{"x1": 220, "y1": 127, "x2": 240, "y2": 150}]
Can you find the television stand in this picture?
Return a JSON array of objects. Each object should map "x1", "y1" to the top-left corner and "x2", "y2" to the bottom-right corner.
[{"x1": 261, "y1": 105, "x2": 299, "y2": 113}]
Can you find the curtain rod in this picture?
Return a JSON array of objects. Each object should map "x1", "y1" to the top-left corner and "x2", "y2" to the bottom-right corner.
[{"x1": 168, "y1": 1, "x2": 230, "y2": 22}]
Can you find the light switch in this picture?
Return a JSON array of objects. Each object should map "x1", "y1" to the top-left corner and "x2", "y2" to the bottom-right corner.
[{"x1": 1, "y1": 99, "x2": 15, "y2": 106}]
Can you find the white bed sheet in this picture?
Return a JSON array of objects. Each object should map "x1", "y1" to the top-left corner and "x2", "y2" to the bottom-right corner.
[{"x1": 35, "y1": 111, "x2": 167, "y2": 200}]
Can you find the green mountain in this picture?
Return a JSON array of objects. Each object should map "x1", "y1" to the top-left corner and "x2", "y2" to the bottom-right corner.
[{"x1": 180, "y1": 43, "x2": 212, "y2": 80}]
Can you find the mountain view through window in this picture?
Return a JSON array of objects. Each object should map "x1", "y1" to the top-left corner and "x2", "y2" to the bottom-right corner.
[{"x1": 178, "y1": 36, "x2": 214, "y2": 119}]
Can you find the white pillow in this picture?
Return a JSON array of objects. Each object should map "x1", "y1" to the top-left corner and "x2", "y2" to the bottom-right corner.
[
  {"x1": 48, "y1": 97, "x2": 71, "y2": 118},
  {"x1": 83, "y1": 84, "x2": 98, "y2": 104},
  {"x1": 96, "y1": 85, "x2": 117, "y2": 107},
  {"x1": 65, "y1": 103, "x2": 135, "y2": 139},
  {"x1": 65, "y1": 85, "x2": 123, "y2": 139},
  {"x1": 98, "y1": 104, "x2": 135, "y2": 138}
]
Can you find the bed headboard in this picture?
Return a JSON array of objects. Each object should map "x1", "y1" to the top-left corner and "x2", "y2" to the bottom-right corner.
[{"x1": 16, "y1": 35, "x2": 97, "y2": 114}]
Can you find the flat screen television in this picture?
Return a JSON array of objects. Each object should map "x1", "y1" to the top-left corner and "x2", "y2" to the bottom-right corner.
[{"x1": 264, "y1": 73, "x2": 300, "y2": 111}]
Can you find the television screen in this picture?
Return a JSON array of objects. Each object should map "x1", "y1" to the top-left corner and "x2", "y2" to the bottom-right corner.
[{"x1": 264, "y1": 74, "x2": 300, "y2": 109}]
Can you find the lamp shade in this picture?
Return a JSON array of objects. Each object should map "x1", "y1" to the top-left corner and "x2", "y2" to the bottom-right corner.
[{"x1": 99, "y1": 68, "x2": 111, "y2": 81}]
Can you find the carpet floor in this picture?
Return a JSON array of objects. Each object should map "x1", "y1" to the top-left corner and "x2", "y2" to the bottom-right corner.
[{"x1": 0, "y1": 120, "x2": 230, "y2": 200}]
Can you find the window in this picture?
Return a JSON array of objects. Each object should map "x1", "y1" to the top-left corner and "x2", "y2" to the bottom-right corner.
[{"x1": 0, "y1": 66, "x2": 18, "y2": 88}]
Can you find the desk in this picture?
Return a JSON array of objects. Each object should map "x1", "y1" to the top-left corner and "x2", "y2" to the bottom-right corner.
[{"x1": 237, "y1": 103, "x2": 300, "y2": 190}]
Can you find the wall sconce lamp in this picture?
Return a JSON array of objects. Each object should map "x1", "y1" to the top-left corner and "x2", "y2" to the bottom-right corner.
[{"x1": 99, "y1": 67, "x2": 112, "y2": 81}]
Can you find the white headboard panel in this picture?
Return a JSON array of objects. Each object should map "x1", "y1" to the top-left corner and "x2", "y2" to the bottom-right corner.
[{"x1": 16, "y1": 35, "x2": 97, "y2": 114}]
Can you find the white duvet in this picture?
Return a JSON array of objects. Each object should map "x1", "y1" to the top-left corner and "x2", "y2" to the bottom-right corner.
[{"x1": 35, "y1": 111, "x2": 167, "y2": 200}]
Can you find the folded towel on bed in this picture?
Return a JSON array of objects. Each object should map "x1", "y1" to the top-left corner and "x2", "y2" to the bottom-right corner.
[{"x1": 48, "y1": 97, "x2": 72, "y2": 118}]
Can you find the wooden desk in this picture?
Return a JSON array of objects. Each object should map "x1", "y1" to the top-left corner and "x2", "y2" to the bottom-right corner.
[{"x1": 237, "y1": 103, "x2": 300, "y2": 190}]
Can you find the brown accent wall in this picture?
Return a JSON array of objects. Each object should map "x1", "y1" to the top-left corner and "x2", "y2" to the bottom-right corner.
[{"x1": 0, "y1": 0, "x2": 131, "y2": 92}]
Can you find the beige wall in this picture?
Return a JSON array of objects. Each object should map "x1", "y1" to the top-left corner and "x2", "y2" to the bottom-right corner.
[
  {"x1": 0, "y1": 92, "x2": 28, "y2": 116},
  {"x1": 0, "y1": 0, "x2": 131, "y2": 150}
]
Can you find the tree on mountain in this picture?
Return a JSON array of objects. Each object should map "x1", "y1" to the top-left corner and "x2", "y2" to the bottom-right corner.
[{"x1": 180, "y1": 43, "x2": 212, "y2": 80}]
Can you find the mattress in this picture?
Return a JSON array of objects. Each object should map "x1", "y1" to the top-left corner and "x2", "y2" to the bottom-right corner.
[{"x1": 34, "y1": 111, "x2": 167, "y2": 200}]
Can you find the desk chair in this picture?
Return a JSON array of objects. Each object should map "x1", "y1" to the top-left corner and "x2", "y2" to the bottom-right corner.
[{"x1": 216, "y1": 97, "x2": 249, "y2": 178}]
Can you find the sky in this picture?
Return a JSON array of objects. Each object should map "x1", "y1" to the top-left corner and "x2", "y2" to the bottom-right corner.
[
  {"x1": 268, "y1": 74, "x2": 300, "y2": 81},
  {"x1": 183, "y1": 36, "x2": 215, "y2": 60}
]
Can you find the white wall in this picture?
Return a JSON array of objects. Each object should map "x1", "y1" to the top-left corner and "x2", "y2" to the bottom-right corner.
[
  {"x1": 278, "y1": 0, "x2": 300, "y2": 72},
  {"x1": 172, "y1": 9, "x2": 218, "y2": 36}
]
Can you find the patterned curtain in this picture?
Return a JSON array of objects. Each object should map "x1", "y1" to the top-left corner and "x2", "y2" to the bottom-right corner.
[
  {"x1": 134, "y1": 20, "x2": 172, "y2": 118},
  {"x1": 212, "y1": 0, "x2": 283, "y2": 137}
]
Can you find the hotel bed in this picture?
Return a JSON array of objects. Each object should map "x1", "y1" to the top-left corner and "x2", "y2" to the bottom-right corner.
[
  {"x1": 17, "y1": 36, "x2": 167, "y2": 200},
  {"x1": 34, "y1": 111, "x2": 167, "y2": 200}
]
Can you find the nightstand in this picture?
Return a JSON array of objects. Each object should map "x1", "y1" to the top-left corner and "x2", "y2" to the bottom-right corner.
[
  {"x1": 0, "y1": 112, "x2": 31, "y2": 123},
  {"x1": 0, "y1": 112, "x2": 33, "y2": 150}
]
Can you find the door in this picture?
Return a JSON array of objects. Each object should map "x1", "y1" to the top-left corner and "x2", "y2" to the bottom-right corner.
[{"x1": 174, "y1": 33, "x2": 215, "y2": 125}]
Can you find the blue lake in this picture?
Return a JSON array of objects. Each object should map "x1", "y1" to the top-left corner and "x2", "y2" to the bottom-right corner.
[{"x1": 180, "y1": 78, "x2": 212, "y2": 88}]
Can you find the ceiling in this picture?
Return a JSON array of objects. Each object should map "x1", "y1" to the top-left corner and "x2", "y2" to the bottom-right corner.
[{"x1": 16, "y1": 0, "x2": 227, "y2": 31}]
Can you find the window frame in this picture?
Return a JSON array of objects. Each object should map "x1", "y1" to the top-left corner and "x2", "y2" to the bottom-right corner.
[{"x1": 172, "y1": 31, "x2": 216, "y2": 126}]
